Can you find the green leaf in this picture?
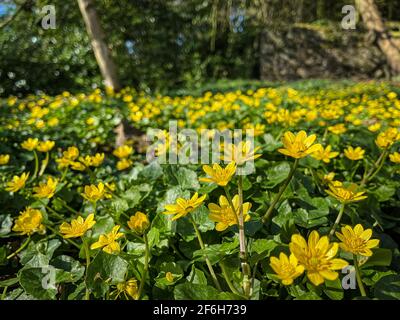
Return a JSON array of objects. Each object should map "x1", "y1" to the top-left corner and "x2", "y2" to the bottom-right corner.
[
  {"x1": 147, "y1": 227, "x2": 160, "y2": 249},
  {"x1": 193, "y1": 239, "x2": 239, "y2": 265},
  {"x1": 186, "y1": 265, "x2": 207, "y2": 285},
  {"x1": 20, "y1": 239, "x2": 61, "y2": 267},
  {"x1": 374, "y1": 275, "x2": 400, "y2": 300},
  {"x1": 155, "y1": 262, "x2": 183, "y2": 288},
  {"x1": 372, "y1": 185, "x2": 396, "y2": 202},
  {"x1": 191, "y1": 205, "x2": 214, "y2": 232},
  {"x1": 51, "y1": 255, "x2": 85, "y2": 283},
  {"x1": 174, "y1": 283, "x2": 220, "y2": 300},
  {"x1": 86, "y1": 251, "x2": 128, "y2": 298},
  {"x1": 138, "y1": 161, "x2": 163, "y2": 181},
  {"x1": 264, "y1": 162, "x2": 290, "y2": 188},
  {"x1": 174, "y1": 167, "x2": 200, "y2": 190},
  {"x1": 0, "y1": 214, "x2": 12, "y2": 237},
  {"x1": 19, "y1": 267, "x2": 58, "y2": 300},
  {"x1": 363, "y1": 248, "x2": 392, "y2": 268},
  {"x1": 263, "y1": 134, "x2": 281, "y2": 152},
  {"x1": 324, "y1": 278, "x2": 344, "y2": 300}
]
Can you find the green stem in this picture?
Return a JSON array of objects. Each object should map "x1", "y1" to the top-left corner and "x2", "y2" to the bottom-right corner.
[
  {"x1": 361, "y1": 149, "x2": 388, "y2": 186},
  {"x1": 60, "y1": 168, "x2": 68, "y2": 182},
  {"x1": 137, "y1": 233, "x2": 150, "y2": 300},
  {"x1": 353, "y1": 254, "x2": 367, "y2": 297},
  {"x1": 38, "y1": 152, "x2": 49, "y2": 176},
  {"x1": 7, "y1": 236, "x2": 31, "y2": 259},
  {"x1": 83, "y1": 238, "x2": 91, "y2": 300},
  {"x1": 349, "y1": 161, "x2": 361, "y2": 182},
  {"x1": 38, "y1": 199, "x2": 64, "y2": 220},
  {"x1": 262, "y1": 158, "x2": 299, "y2": 224},
  {"x1": 31, "y1": 151, "x2": 39, "y2": 181},
  {"x1": 189, "y1": 216, "x2": 222, "y2": 291},
  {"x1": 1, "y1": 286, "x2": 7, "y2": 300},
  {"x1": 238, "y1": 175, "x2": 251, "y2": 297},
  {"x1": 220, "y1": 261, "x2": 240, "y2": 296},
  {"x1": 329, "y1": 203, "x2": 345, "y2": 238}
]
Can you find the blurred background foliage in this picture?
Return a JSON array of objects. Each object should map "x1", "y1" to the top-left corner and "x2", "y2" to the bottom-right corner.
[{"x1": 0, "y1": 0, "x2": 400, "y2": 96}]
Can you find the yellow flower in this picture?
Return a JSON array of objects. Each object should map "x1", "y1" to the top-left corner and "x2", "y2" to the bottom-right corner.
[
  {"x1": 21, "y1": 138, "x2": 39, "y2": 151},
  {"x1": 326, "y1": 181, "x2": 367, "y2": 204},
  {"x1": 37, "y1": 141, "x2": 55, "y2": 152},
  {"x1": 86, "y1": 117, "x2": 96, "y2": 126},
  {"x1": 0, "y1": 154, "x2": 10, "y2": 165},
  {"x1": 59, "y1": 214, "x2": 96, "y2": 238},
  {"x1": 199, "y1": 162, "x2": 236, "y2": 186},
  {"x1": 127, "y1": 211, "x2": 150, "y2": 234},
  {"x1": 12, "y1": 207, "x2": 45, "y2": 235},
  {"x1": 81, "y1": 182, "x2": 109, "y2": 203},
  {"x1": 5, "y1": 172, "x2": 30, "y2": 193},
  {"x1": 165, "y1": 272, "x2": 174, "y2": 283},
  {"x1": 311, "y1": 145, "x2": 339, "y2": 163},
  {"x1": 344, "y1": 146, "x2": 365, "y2": 161},
  {"x1": 63, "y1": 146, "x2": 79, "y2": 161},
  {"x1": 335, "y1": 224, "x2": 380, "y2": 257},
  {"x1": 70, "y1": 161, "x2": 86, "y2": 171},
  {"x1": 113, "y1": 145, "x2": 133, "y2": 159},
  {"x1": 322, "y1": 172, "x2": 335, "y2": 184},
  {"x1": 328, "y1": 123, "x2": 347, "y2": 135},
  {"x1": 117, "y1": 158, "x2": 132, "y2": 171},
  {"x1": 389, "y1": 152, "x2": 400, "y2": 164},
  {"x1": 56, "y1": 157, "x2": 71, "y2": 169},
  {"x1": 222, "y1": 141, "x2": 261, "y2": 165},
  {"x1": 368, "y1": 123, "x2": 381, "y2": 132},
  {"x1": 90, "y1": 153, "x2": 105, "y2": 167},
  {"x1": 270, "y1": 252, "x2": 304, "y2": 285},
  {"x1": 278, "y1": 131, "x2": 322, "y2": 159},
  {"x1": 90, "y1": 225, "x2": 124, "y2": 254},
  {"x1": 375, "y1": 127, "x2": 400, "y2": 149},
  {"x1": 289, "y1": 231, "x2": 349, "y2": 286},
  {"x1": 116, "y1": 278, "x2": 139, "y2": 300},
  {"x1": 163, "y1": 192, "x2": 206, "y2": 220},
  {"x1": 33, "y1": 177, "x2": 58, "y2": 199},
  {"x1": 208, "y1": 195, "x2": 251, "y2": 231}
]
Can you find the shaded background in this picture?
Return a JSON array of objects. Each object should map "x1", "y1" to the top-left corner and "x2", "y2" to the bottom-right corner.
[{"x1": 0, "y1": 0, "x2": 399, "y2": 96}]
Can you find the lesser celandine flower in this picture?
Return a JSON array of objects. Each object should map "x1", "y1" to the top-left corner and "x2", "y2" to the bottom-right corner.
[
  {"x1": 322, "y1": 172, "x2": 335, "y2": 184},
  {"x1": 12, "y1": 207, "x2": 45, "y2": 235},
  {"x1": 335, "y1": 224, "x2": 380, "y2": 257},
  {"x1": 113, "y1": 145, "x2": 133, "y2": 159},
  {"x1": 163, "y1": 193, "x2": 206, "y2": 220},
  {"x1": 127, "y1": 212, "x2": 150, "y2": 234},
  {"x1": 117, "y1": 158, "x2": 132, "y2": 171},
  {"x1": 389, "y1": 152, "x2": 400, "y2": 164},
  {"x1": 33, "y1": 176, "x2": 58, "y2": 199},
  {"x1": 6, "y1": 172, "x2": 30, "y2": 193},
  {"x1": 37, "y1": 141, "x2": 55, "y2": 152},
  {"x1": 344, "y1": 146, "x2": 365, "y2": 161},
  {"x1": 81, "y1": 182, "x2": 110, "y2": 202},
  {"x1": 63, "y1": 146, "x2": 79, "y2": 161},
  {"x1": 278, "y1": 131, "x2": 322, "y2": 159},
  {"x1": 90, "y1": 225, "x2": 124, "y2": 254},
  {"x1": 0, "y1": 154, "x2": 10, "y2": 165},
  {"x1": 222, "y1": 141, "x2": 261, "y2": 165},
  {"x1": 199, "y1": 162, "x2": 236, "y2": 186},
  {"x1": 270, "y1": 252, "x2": 304, "y2": 285},
  {"x1": 289, "y1": 231, "x2": 348, "y2": 286},
  {"x1": 328, "y1": 123, "x2": 347, "y2": 135},
  {"x1": 59, "y1": 214, "x2": 96, "y2": 238},
  {"x1": 21, "y1": 138, "x2": 39, "y2": 151},
  {"x1": 375, "y1": 127, "x2": 400, "y2": 149},
  {"x1": 311, "y1": 145, "x2": 339, "y2": 163},
  {"x1": 70, "y1": 161, "x2": 86, "y2": 171},
  {"x1": 326, "y1": 181, "x2": 367, "y2": 204},
  {"x1": 208, "y1": 195, "x2": 251, "y2": 231}
]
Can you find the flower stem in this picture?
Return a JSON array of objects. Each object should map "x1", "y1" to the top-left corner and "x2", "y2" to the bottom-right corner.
[
  {"x1": 38, "y1": 152, "x2": 49, "y2": 177},
  {"x1": 238, "y1": 175, "x2": 251, "y2": 297},
  {"x1": 329, "y1": 203, "x2": 345, "y2": 238},
  {"x1": 220, "y1": 261, "x2": 240, "y2": 296},
  {"x1": 189, "y1": 216, "x2": 222, "y2": 291},
  {"x1": 361, "y1": 148, "x2": 388, "y2": 186},
  {"x1": 31, "y1": 151, "x2": 39, "y2": 181},
  {"x1": 60, "y1": 168, "x2": 68, "y2": 182},
  {"x1": 83, "y1": 238, "x2": 91, "y2": 300},
  {"x1": 57, "y1": 197, "x2": 80, "y2": 215},
  {"x1": 46, "y1": 225, "x2": 81, "y2": 249},
  {"x1": 137, "y1": 233, "x2": 150, "y2": 300},
  {"x1": 262, "y1": 158, "x2": 299, "y2": 224},
  {"x1": 7, "y1": 236, "x2": 31, "y2": 259},
  {"x1": 353, "y1": 254, "x2": 367, "y2": 297}
]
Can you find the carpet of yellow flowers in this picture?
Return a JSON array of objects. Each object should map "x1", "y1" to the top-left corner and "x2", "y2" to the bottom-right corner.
[{"x1": 0, "y1": 81, "x2": 399, "y2": 300}]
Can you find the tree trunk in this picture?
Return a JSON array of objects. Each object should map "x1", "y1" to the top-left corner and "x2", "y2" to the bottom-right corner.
[
  {"x1": 356, "y1": 0, "x2": 400, "y2": 75},
  {"x1": 77, "y1": 0, "x2": 121, "y2": 90}
]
